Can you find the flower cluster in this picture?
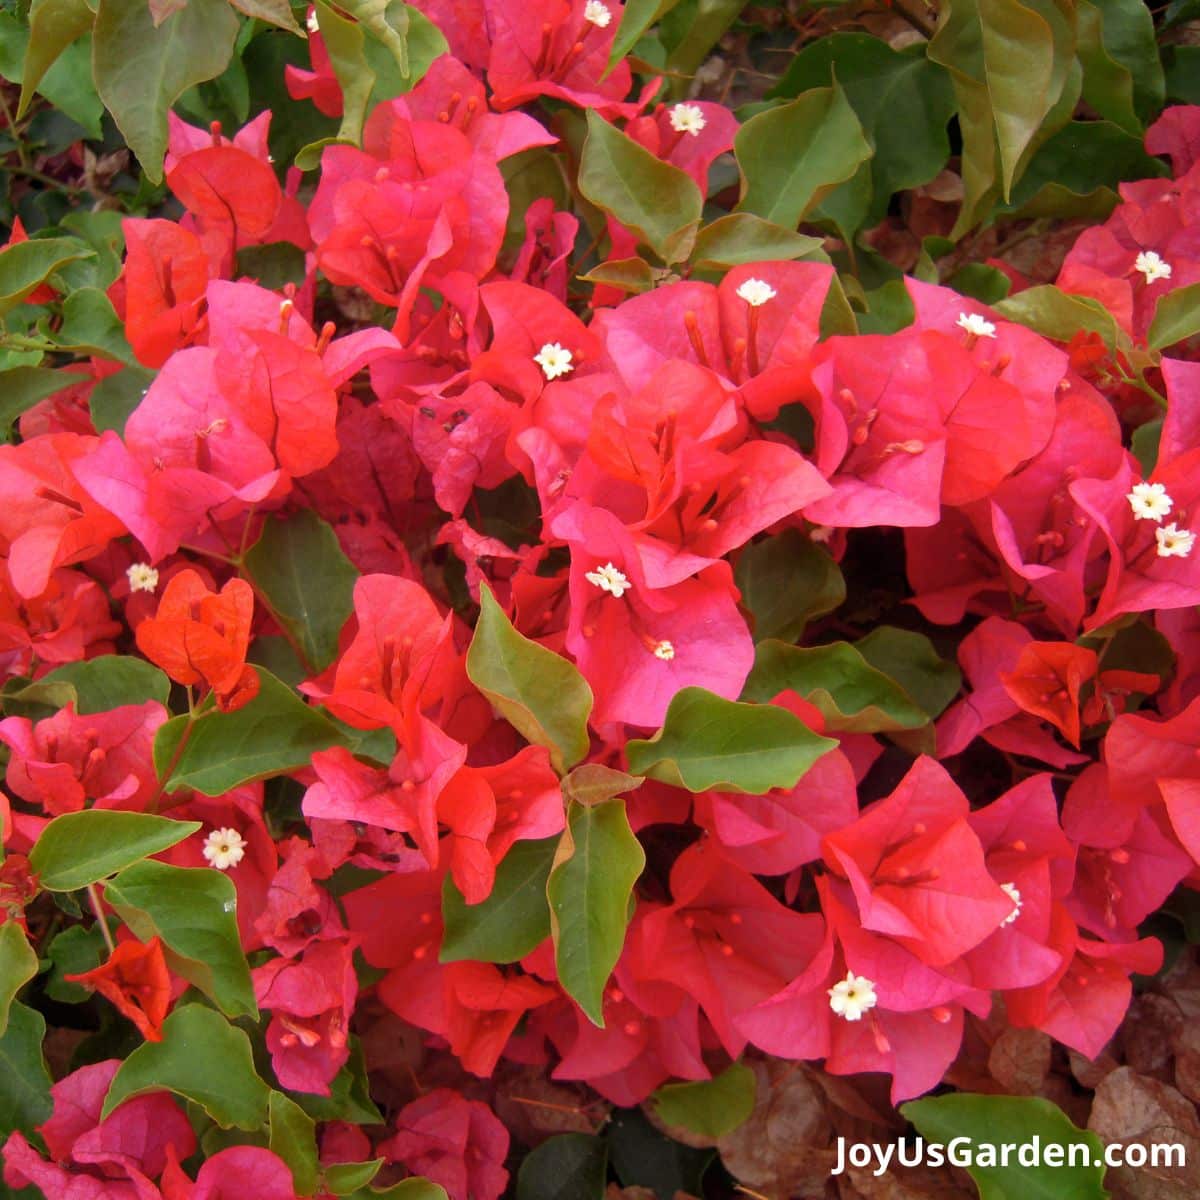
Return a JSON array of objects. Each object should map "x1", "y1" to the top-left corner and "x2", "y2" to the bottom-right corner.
[{"x1": 2, "y1": 5, "x2": 1200, "y2": 1196}]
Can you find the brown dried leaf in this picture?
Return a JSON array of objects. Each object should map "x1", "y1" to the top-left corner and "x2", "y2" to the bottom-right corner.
[
  {"x1": 1088, "y1": 1067, "x2": 1200, "y2": 1200},
  {"x1": 494, "y1": 1066, "x2": 610, "y2": 1147},
  {"x1": 843, "y1": 1162, "x2": 976, "y2": 1200},
  {"x1": 1173, "y1": 1022, "x2": 1200, "y2": 1104},
  {"x1": 1121, "y1": 995, "x2": 1184, "y2": 1077},
  {"x1": 716, "y1": 1060, "x2": 835, "y2": 1199},
  {"x1": 988, "y1": 1026, "x2": 1052, "y2": 1095}
]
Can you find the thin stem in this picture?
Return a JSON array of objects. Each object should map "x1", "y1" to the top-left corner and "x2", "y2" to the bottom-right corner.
[
  {"x1": 145, "y1": 711, "x2": 198, "y2": 814},
  {"x1": 87, "y1": 885, "x2": 116, "y2": 956},
  {"x1": 0, "y1": 89, "x2": 28, "y2": 168}
]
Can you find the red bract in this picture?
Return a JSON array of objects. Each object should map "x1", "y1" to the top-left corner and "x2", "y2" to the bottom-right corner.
[
  {"x1": 135, "y1": 569, "x2": 258, "y2": 711},
  {"x1": 65, "y1": 937, "x2": 173, "y2": 1041}
]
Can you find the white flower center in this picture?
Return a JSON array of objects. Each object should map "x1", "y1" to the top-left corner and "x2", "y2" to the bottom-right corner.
[
  {"x1": 736, "y1": 278, "x2": 776, "y2": 307},
  {"x1": 584, "y1": 0, "x2": 612, "y2": 25},
  {"x1": 653, "y1": 639, "x2": 675, "y2": 660},
  {"x1": 669, "y1": 104, "x2": 706, "y2": 136},
  {"x1": 956, "y1": 312, "x2": 996, "y2": 339},
  {"x1": 1135, "y1": 250, "x2": 1172, "y2": 284},
  {"x1": 999, "y1": 882, "x2": 1023, "y2": 927},
  {"x1": 828, "y1": 970, "x2": 878, "y2": 1021},
  {"x1": 126, "y1": 563, "x2": 160, "y2": 593},
  {"x1": 1156, "y1": 522, "x2": 1196, "y2": 558},
  {"x1": 534, "y1": 342, "x2": 574, "y2": 380},
  {"x1": 1127, "y1": 481, "x2": 1173, "y2": 522},
  {"x1": 306, "y1": 9, "x2": 319, "y2": 32},
  {"x1": 202, "y1": 827, "x2": 247, "y2": 870},
  {"x1": 584, "y1": 562, "x2": 630, "y2": 598}
]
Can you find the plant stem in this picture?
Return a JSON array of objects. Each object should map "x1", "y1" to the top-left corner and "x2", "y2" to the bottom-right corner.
[{"x1": 87, "y1": 885, "x2": 116, "y2": 956}]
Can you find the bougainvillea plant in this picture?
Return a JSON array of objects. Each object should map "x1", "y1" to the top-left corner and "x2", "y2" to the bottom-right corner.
[{"x1": 2, "y1": 0, "x2": 1200, "y2": 1196}]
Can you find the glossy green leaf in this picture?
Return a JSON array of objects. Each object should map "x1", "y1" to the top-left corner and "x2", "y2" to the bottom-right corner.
[
  {"x1": 1079, "y1": 0, "x2": 1162, "y2": 128},
  {"x1": 579, "y1": 109, "x2": 703, "y2": 263},
  {"x1": 1131, "y1": 417, "x2": 1162, "y2": 477},
  {"x1": 901, "y1": 1093, "x2": 1109, "y2": 1199},
  {"x1": 517, "y1": 1133, "x2": 608, "y2": 1200},
  {"x1": 626, "y1": 687, "x2": 837, "y2": 794},
  {"x1": 734, "y1": 530, "x2": 845, "y2": 643},
  {"x1": 466, "y1": 584, "x2": 592, "y2": 775},
  {"x1": 154, "y1": 668, "x2": 351, "y2": 795},
  {"x1": 229, "y1": 0, "x2": 303, "y2": 33},
  {"x1": 661, "y1": 0, "x2": 745, "y2": 82},
  {"x1": 855, "y1": 627, "x2": 962, "y2": 720},
  {"x1": 1148, "y1": 281, "x2": 1200, "y2": 351},
  {"x1": 607, "y1": 0, "x2": 682, "y2": 71},
  {"x1": 547, "y1": 799, "x2": 645, "y2": 1026},
  {"x1": 352, "y1": 1180, "x2": 448, "y2": 1200},
  {"x1": 652, "y1": 1062, "x2": 756, "y2": 1138},
  {"x1": 577, "y1": 257, "x2": 657, "y2": 294},
  {"x1": 0, "y1": 924, "x2": 37, "y2": 1037},
  {"x1": 39, "y1": 655, "x2": 171, "y2": 714},
  {"x1": 607, "y1": 1108, "x2": 714, "y2": 1200},
  {"x1": 995, "y1": 284, "x2": 1124, "y2": 349},
  {"x1": 0, "y1": 237, "x2": 92, "y2": 318},
  {"x1": 1165, "y1": 46, "x2": 1200, "y2": 104},
  {"x1": 89, "y1": 365, "x2": 155, "y2": 437},
  {"x1": 743, "y1": 640, "x2": 930, "y2": 733},
  {"x1": 30, "y1": 811, "x2": 201, "y2": 892},
  {"x1": 244, "y1": 511, "x2": 358, "y2": 672},
  {"x1": 44, "y1": 923, "x2": 105, "y2": 1003},
  {"x1": 690, "y1": 214, "x2": 824, "y2": 269},
  {"x1": 440, "y1": 836, "x2": 557, "y2": 964},
  {"x1": 269, "y1": 1090, "x2": 320, "y2": 1197},
  {"x1": 103, "y1": 1004, "x2": 270, "y2": 1129},
  {"x1": 771, "y1": 35, "x2": 955, "y2": 231},
  {"x1": 561, "y1": 764, "x2": 642, "y2": 808},
  {"x1": 0, "y1": 367, "x2": 76, "y2": 441},
  {"x1": 93, "y1": 0, "x2": 239, "y2": 182},
  {"x1": 734, "y1": 84, "x2": 872, "y2": 230},
  {"x1": 324, "y1": 1159, "x2": 385, "y2": 1194},
  {"x1": 18, "y1": 0, "x2": 94, "y2": 119},
  {"x1": 104, "y1": 861, "x2": 257, "y2": 1020},
  {"x1": 0, "y1": 1003, "x2": 52, "y2": 1136},
  {"x1": 55, "y1": 287, "x2": 134, "y2": 362}
]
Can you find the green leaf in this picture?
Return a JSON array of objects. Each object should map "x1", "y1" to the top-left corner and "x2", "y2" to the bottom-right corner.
[
  {"x1": 561, "y1": 763, "x2": 642, "y2": 808},
  {"x1": 292, "y1": 1038, "x2": 382, "y2": 1125},
  {"x1": 0, "y1": 1002, "x2": 52, "y2": 1136},
  {"x1": 440, "y1": 836, "x2": 557, "y2": 964},
  {"x1": 235, "y1": 243, "x2": 308, "y2": 291},
  {"x1": 1165, "y1": 46, "x2": 1200, "y2": 104},
  {"x1": 690, "y1": 214, "x2": 824, "y2": 269},
  {"x1": 30, "y1": 811, "x2": 201, "y2": 892},
  {"x1": 352, "y1": 1181, "x2": 448, "y2": 1200},
  {"x1": 269, "y1": 1090, "x2": 320, "y2": 1197},
  {"x1": 44, "y1": 923, "x2": 106, "y2": 1003},
  {"x1": 154, "y1": 668, "x2": 351, "y2": 795},
  {"x1": 661, "y1": 0, "x2": 745, "y2": 82},
  {"x1": 244, "y1": 511, "x2": 358, "y2": 672},
  {"x1": 652, "y1": 1062, "x2": 756, "y2": 1138},
  {"x1": 55, "y1": 287, "x2": 134, "y2": 362},
  {"x1": 1148, "y1": 281, "x2": 1200, "y2": 351},
  {"x1": 743, "y1": 640, "x2": 930, "y2": 734},
  {"x1": 578, "y1": 109, "x2": 703, "y2": 264},
  {"x1": 547, "y1": 799, "x2": 645, "y2": 1026},
  {"x1": 104, "y1": 861, "x2": 257, "y2": 1020},
  {"x1": 0, "y1": 924, "x2": 37, "y2": 1037},
  {"x1": 103, "y1": 1004, "x2": 270, "y2": 1129},
  {"x1": 229, "y1": 0, "x2": 303, "y2": 33},
  {"x1": 0, "y1": 237, "x2": 92, "y2": 318},
  {"x1": 901, "y1": 1093, "x2": 1109, "y2": 1200},
  {"x1": 1079, "y1": 0, "x2": 1163, "y2": 128},
  {"x1": 607, "y1": 0, "x2": 683, "y2": 71},
  {"x1": 89, "y1": 365, "x2": 155, "y2": 437},
  {"x1": 607, "y1": 1108, "x2": 714, "y2": 1200},
  {"x1": 517, "y1": 1133, "x2": 608, "y2": 1200},
  {"x1": 324, "y1": 1160, "x2": 385, "y2": 1195},
  {"x1": 466, "y1": 584, "x2": 592, "y2": 775},
  {"x1": 995, "y1": 284, "x2": 1124, "y2": 349},
  {"x1": 577, "y1": 258, "x2": 657, "y2": 294},
  {"x1": 18, "y1": 0, "x2": 94, "y2": 119},
  {"x1": 1132, "y1": 417, "x2": 1162, "y2": 477},
  {"x1": 626, "y1": 687, "x2": 837, "y2": 794},
  {"x1": 855, "y1": 627, "x2": 962, "y2": 720},
  {"x1": 734, "y1": 84, "x2": 872, "y2": 230},
  {"x1": 93, "y1": 0, "x2": 239, "y2": 182},
  {"x1": 734, "y1": 530, "x2": 845, "y2": 643},
  {"x1": 771, "y1": 35, "x2": 956, "y2": 232},
  {"x1": 0, "y1": 367, "x2": 77, "y2": 441},
  {"x1": 38, "y1": 655, "x2": 171, "y2": 714}
]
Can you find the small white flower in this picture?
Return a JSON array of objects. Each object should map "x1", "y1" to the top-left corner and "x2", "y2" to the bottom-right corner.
[
  {"x1": 1127, "y1": 481, "x2": 1173, "y2": 522},
  {"x1": 584, "y1": 0, "x2": 612, "y2": 25},
  {"x1": 736, "y1": 277, "x2": 776, "y2": 307},
  {"x1": 1135, "y1": 250, "x2": 1172, "y2": 285},
  {"x1": 669, "y1": 104, "x2": 706, "y2": 136},
  {"x1": 126, "y1": 563, "x2": 160, "y2": 593},
  {"x1": 999, "y1": 882, "x2": 1023, "y2": 927},
  {"x1": 584, "y1": 562, "x2": 630, "y2": 598},
  {"x1": 202, "y1": 827, "x2": 247, "y2": 871},
  {"x1": 306, "y1": 8, "x2": 319, "y2": 32},
  {"x1": 956, "y1": 311, "x2": 996, "y2": 339},
  {"x1": 534, "y1": 342, "x2": 574, "y2": 380},
  {"x1": 828, "y1": 970, "x2": 878, "y2": 1022},
  {"x1": 1156, "y1": 522, "x2": 1196, "y2": 558},
  {"x1": 653, "y1": 639, "x2": 675, "y2": 660}
]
